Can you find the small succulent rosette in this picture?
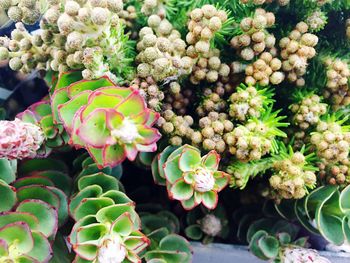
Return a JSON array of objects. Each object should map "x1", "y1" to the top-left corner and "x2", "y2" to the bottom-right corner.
[
  {"x1": 69, "y1": 156, "x2": 149, "y2": 262},
  {"x1": 152, "y1": 145, "x2": 230, "y2": 210},
  {"x1": 52, "y1": 72, "x2": 161, "y2": 168}
]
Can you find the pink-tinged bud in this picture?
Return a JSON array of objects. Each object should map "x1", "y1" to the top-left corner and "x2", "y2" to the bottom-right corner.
[{"x1": 0, "y1": 118, "x2": 44, "y2": 160}]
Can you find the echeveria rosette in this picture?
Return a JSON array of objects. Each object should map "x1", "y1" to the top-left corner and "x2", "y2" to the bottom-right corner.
[
  {"x1": 69, "y1": 156, "x2": 149, "y2": 262},
  {"x1": 54, "y1": 74, "x2": 161, "y2": 168},
  {"x1": 156, "y1": 145, "x2": 230, "y2": 210}
]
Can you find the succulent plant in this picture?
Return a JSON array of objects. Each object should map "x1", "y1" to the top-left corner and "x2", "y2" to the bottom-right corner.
[
  {"x1": 152, "y1": 145, "x2": 230, "y2": 210},
  {"x1": 139, "y1": 210, "x2": 192, "y2": 263},
  {"x1": 0, "y1": 118, "x2": 44, "y2": 160},
  {"x1": 69, "y1": 154, "x2": 148, "y2": 262},
  {"x1": 50, "y1": 72, "x2": 161, "y2": 168},
  {"x1": 294, "y1": 185, "x2": 350, "y2": 247},
  {"x1": 17, "y1": 98, "x2": 70, "y2": 157},
  {"x1": 0, "y1": 157, "x2": 71, "y2": 262},
  {"x1": 248, "y1": 218, "x2": 308, "y2": 262},
  {"x1": 185, "y1": 205, "x2": 229, "y2": 244}
]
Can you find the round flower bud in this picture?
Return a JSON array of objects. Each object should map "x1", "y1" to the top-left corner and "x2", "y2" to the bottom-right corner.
[
  {"x1": 66, "y1": 31, "x2": 84, "y2": 50},
  {"x1": 201, "y1": 5, "x2": 217, "y2": 19},
  {"x1": 65, "y1": 1, "x2": 80, "y2": 16},
  {"x1": 91, "y1": 7, "x2": 109, "y2": 25},
  {"x1": 209, "y1": 16, "x2": 222, "y2": 31},
  {"x1": 8, "y1": 6, "x2": 23, "y2": 22},
  {"x1": 240, "y1": 17, "x2": 253, "y2": 32},
  {"x1": 137, "y1": 63, "x2": 151, "y2": 78},
  {"x1": 107, "y1": 0, "x2": 123, "y2": 12},
  {"x1": 195, "y1": 40, "x2": 210, "y2": 54},
  {"x1": 9, "y1": 57, "x2": 23, "y2": 70},
  {"x1": 78, "y1": 7, "x2": 90, "y2": 22},
  {"x1": 241, "y1": 47, "x2": 254, "y2": 60},
  {"x1": 252, "y1": 15, "x2": 267, "y2": 29},
  {"x1": 44, "y1": 7, "x2": 60, "y2": 24},
  {"x1": 148, "y1": 15, "x2": 161, "y2": 28},
  {"x1": 270, "y1": 71, "x2": 285, "y2": 85},
  {"x1": 191, "y1": 8, "x2": 203, "y2": 22},
  {"x1": 0, "y1": 47, "x2": 9, "y2": 60},
  {"x1": 201, "y1": 214, "x2": 222, "y2": 237}
]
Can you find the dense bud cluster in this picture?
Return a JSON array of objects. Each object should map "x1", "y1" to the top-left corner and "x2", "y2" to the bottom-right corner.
[
  {"x1": 324, "y1": 58, "x2": 349, "y2": 90},
  {"x1": 192, "y1": 112, "x2": 234, "y2": 153},
  {"x1": 163, "y1": 85, "x2": 193, "y2": 115},
  {"x1": 157, "y1": 110, "x2": 194, "y2": 146},
  {"x1": 226, "y1": 122, "x2": 273, "y2": 161},
  {"x1": 130, "y1": 77, "x2": 164, "y2": 110},
  {"x1": 196, "y1": 87, "x2": 227, "y2": 117},
  {"x1": 243, "y1": 52, "x2": 285, "y2": 86},
  {"x1": 136, "y1": 16, "x2": 192, "y2": 82},
  {"x1": 189, "y1": 48, "x2": 230, "y2": 84},
  {"x1": 0, "y1": 118, "x2": 44, "y2": 160},
  {"x1": 228, "y1": 84, "x2": 270, "y2": 122},
  {"x1": 306, "y1": 10, "x2": 328, "y2": 32},
  {"x1": 322, "y1": 58, "x2": 350, "y2": 109},
  {"x1": 0, "y1": 0, "x2": 133, "y2": 81},
  {"x1": 311, "y1": 120, "x2": 350, "y2": 165},
  {"x1": 279, "y1": 22, "x2": 318, "y2": 86},
  {"x1": 230, "y1": 9, "x2": 276, "y2": 61},
  {"x1": 141, "y1": 0, "x2": 166, "y2": 16},
  {"x1": 118, "y1": 5, "x2": 137, "y2": 28},
  {"x1": 0, "y1": 0, "x2": 41, "y2": 24},
  {"x1": 290, "y1": 94, "x2": 327, "y2": 130},
  {"x1": 186, "y1": 5, "x2": 228, "y2": 57},
  {"x1": 269, "y1": 151, "x2": 316, "y2": 200},
  {"x1": 318, "y1": 162, "x2": 350, "y2": 186},
  {"x1": 239, "y1": 0, "x2": 290, "y2": 5}
]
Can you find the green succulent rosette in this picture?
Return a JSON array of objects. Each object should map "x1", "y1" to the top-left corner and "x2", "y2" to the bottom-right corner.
[
  {"x1": 51, "y1": 72, "x2": 161, "y2": 168},
  {"x1": 152, "y1": 145, "x2": 230, "y2": 210},
  {"x1": 139, "y1": 210, "x2": 192, "y2": 263},
  {"x1": 69, "y1": 155, "x2": 149, "y2": 262},
  {"x1": 0, "y1": 158, "x2": 71, "y2": 262}
]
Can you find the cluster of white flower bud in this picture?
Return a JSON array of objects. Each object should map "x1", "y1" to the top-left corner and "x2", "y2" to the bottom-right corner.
[
  {"x1": 186, "y1": 5, "x2": 228, "y2": 57},
  {"x1": 192, "y1": 112, "x2": 234, "y2": 153},
  {"x1": 243, "y1": 52, "x2": 285, "y2": 86},
  {"x1": 141, "y1": 0, "x2": 166, "y2": 17},
  {"x1": 136, "y1": 15, "x2": 193, "y2": 82},
  {"x1": 157, "y1": 109, "x2": 194, "y2": 146},
  {"x1": 311, "y1": 121, "x2": 350, "y2": 165},
  {"x1": 0, "y1": 0, "x2": 42, "y2": 24},
  {"x1": 269, "y1": 152, "x2": 316, "y2": 200},
  {"x1": 318, "y1": 161, "x2": 350, "y2": 186},
  {"x1": 280, "y1": 22, "x2": 318, "y2": 86},
  {"x1": 196, "y1": 87, "x2": 227, "y2": 117},
  {"x1": 226, "y1": 121, "x2": 273, "y2": 161},
  {"x1": 324, "y1": 58, "x2": 349, "y2": 90},
  {"x1": 0, "y1": 0, "x2": 134, "y2": 81},
  {"x1": 188, "y1": 48, "x2": 230, "y2": 84},
  {"x1": 239, "y1": 0, "x2": 290, "y2": 6},
  {"x1": 230, "y1": 9, "x2": 276, "y2": 61},
  {"x1": 229, "y1": 85, "x2": 265, "y2": 122},
  {"x1": 306, "y1": 10, "x2": 328, "y2": 32},
  {"x1": 0, "y1": 23, "x2": 49, "y2": 74},
  {"x1": 130, "y1": 77, "x2": 164, "y2": 110},
  {"x1": 163, "y1": 84, "x2": 193, "y2": 115},
  {"x1": 290, "y1": 94, "x2": 327, "y2": 130},
  {"x1": 118, "y1": 5, "x2": 137, "y2": 29}
]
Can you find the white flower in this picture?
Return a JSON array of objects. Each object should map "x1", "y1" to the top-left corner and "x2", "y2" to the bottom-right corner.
[
  {"x1": 111, "y1": 119, "x2": 140, "y2": 144},
  {"x1": 97, "y1": 235, "x2": 127, "y2": 263},
  {"x1": 283, "y1": 248, "x2": 331, "y2": 263},
  {"x1": 193, "y1": 167, "x2": 215, "y2": 192}
]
